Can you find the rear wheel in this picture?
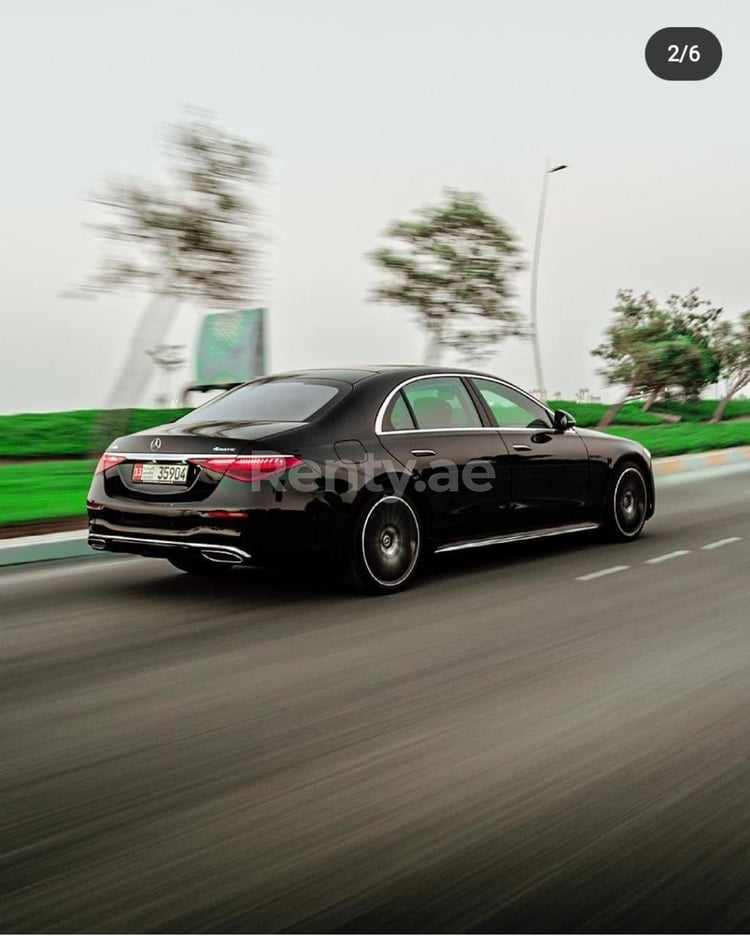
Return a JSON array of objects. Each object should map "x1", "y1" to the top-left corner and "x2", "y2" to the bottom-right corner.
[
  {"x1": 345, "y1": 493, "x2": 422, "y2": 594},
  {"x1": 603, "y1": 462, "x2": 648, "y2": 541}
]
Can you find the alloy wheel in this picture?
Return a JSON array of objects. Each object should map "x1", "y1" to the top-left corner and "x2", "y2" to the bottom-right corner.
[{"x1": 360, "y1": 495, "x2": 421, "y2": 589}]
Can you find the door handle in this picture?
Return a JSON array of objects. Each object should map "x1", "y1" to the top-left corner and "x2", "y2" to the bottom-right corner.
[
  {"x1": 512, "y1": 444, "x2": 532, "y2": 452},
  {"x1": 411, "y1": 449, "x2": 436, "y2": 457}
]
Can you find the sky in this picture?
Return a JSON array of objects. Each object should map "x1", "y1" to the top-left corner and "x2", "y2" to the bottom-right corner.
[{"x1": 1, "y1": 0, "x2": 748, "y2": 413}]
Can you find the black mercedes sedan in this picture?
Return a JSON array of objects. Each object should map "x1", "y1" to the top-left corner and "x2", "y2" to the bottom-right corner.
[{"x1": 87, "y1": 366, "x2": 655, "y2": 593}]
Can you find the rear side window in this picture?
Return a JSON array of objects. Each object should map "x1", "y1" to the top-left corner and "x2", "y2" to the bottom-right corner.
[
  {"x1": 403, "y1": 377, "x2": 483, "y2": 430},
  {"x1": 177, "y1": 379, "x2": 344, "y2": 423},
  {"x1": 382, "y1": 392, "x2": 416, "y2": 431}
]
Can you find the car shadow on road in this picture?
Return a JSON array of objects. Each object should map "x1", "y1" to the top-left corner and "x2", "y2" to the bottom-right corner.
[
  {"x1": 111, "y1": 528, "x2": 651, "y2": 607},
  {"x1": 426, "y1": 528, "x2": 649, "y2": 578},
  {"x1": 121, "y1": 558, "x2": 355, "y2": 605}
]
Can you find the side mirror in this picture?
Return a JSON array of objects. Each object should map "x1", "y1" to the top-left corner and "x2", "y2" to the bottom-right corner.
[{"x1": 553, "y1": 409, "x2": 576, "y2": 431}]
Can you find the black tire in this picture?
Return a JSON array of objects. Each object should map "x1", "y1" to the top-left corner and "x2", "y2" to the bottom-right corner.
[
  {"x1": 345, "y1": 493, "x2": 422, "y2": 594},
  {"x1": 603, "y1": 462, "x2": 648, "y2": 542},
  {"x1": 167, "y1": 553, "x2": 238, "y2": 575}
]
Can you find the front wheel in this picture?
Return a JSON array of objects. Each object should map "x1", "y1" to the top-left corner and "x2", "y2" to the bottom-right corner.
[
  {"x1": 345, "y1": 494, "x2": 422, "y2": 594},
  {"x1": 603, "y1": 462, "x2": 648, "y2": 541}
]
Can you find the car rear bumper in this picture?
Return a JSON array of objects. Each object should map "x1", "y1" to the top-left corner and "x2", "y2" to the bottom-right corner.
[
  {"x1": 87, "y1": 502, "x2": 346, "y2": 562},
  {"x1": 88, "y1": 533, "x2": 253, "y2": 564}
]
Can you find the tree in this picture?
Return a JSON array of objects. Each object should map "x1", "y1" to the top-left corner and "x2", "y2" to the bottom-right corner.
[
  {"x1": 710, "y1": 311, "x2": 750, "y2": 422},
  {"x1": 83, "y1": 109, "x2": 265, "y2": 409},
  {"x1": 369, "y1": 189, "x2": 524, "y2": 364},
  {"x1": 659, "y1": 290, "x2": 722, "y2": 404},
  {"x1": 593, "y1": 291, "x2": 669, "y2": 427},
  {"x1": 593, "y1": 289, "x2": 722, "y2": 427}
]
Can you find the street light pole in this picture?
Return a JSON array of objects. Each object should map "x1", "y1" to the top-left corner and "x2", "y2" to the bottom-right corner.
[{"x1": 529, "y1": 160, "x2": 567, "y2": 403}]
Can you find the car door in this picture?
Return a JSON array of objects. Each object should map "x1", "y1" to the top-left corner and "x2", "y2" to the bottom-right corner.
[
  {"x1": 377, "y1": 375, "x2": 511, "y2": 543},
  {"x1": 469, "y1": 377, "x2": 590, "y2": 530}
]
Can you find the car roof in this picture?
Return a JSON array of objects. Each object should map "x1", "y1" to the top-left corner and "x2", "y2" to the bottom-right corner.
[{"x1": 262, "y1": 365, "x2": 500, "y2": 385}]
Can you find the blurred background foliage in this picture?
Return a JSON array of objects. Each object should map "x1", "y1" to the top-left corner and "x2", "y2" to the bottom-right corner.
[{"x1": 0, "y1": 408, "x2": 190, "y2": 459}]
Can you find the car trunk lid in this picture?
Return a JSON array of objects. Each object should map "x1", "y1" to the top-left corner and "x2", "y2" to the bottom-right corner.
[{"x1": 99, "y1": 420, "x2": 304, "y2": 502}]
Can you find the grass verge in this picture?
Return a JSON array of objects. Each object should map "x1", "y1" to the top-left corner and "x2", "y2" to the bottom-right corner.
[
  {"x1": 1, "y1": 460, "x2": 96, "y2": 525},
  {"x1": 554, "y1": 401, "x2": 665, "y2": 427},
  {"x1": 2, "y1": 422, "x2": 750, "y2": 527},
  {"x1": 644, "y1": 398, "x2": 750, "y2": 422},
  {"x1": 602, "y1": 422, "x2": 750, "y2": 457}
]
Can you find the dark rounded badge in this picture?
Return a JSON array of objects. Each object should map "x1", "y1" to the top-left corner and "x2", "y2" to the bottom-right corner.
[{"x1": 645, "y1": 27, "x2": 722, "y2": 80}]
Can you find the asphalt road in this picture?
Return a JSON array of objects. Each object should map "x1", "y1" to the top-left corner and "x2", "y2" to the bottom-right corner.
[{"x1": 2, "y1": 466, "x2": 750, "y2": 933}]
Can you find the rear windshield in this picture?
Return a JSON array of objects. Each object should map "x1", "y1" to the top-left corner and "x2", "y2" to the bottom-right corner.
[{"x1": 177, "y1": 379, "x2": 345, "y2": 424}]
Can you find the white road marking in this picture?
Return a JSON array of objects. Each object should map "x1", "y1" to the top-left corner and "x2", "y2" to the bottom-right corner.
[
  {"x1": 701, "y1": 537, "x2": 742, "y2": 550},
  {"x1": 576, "y1": 565, "x2": 631, "y2": 582},
  {"x1": 645, "y1": 550, "x2": 691, "y2": 564}
]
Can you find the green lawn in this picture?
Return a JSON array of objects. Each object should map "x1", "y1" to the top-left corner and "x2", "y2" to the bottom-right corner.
[
  {"x1": 554, "y1": 400, "x2": 665, "y2": 427},
  {"x1": 555, "y1": 397, "x2": 750, "y2": 426},
  {"x1": 3, "y1": 420, "x2": 750, "y2": 526},
  {"x1": 641, "y1": 398, "x2": 750, "y2": 422},
  {"x1": 0, "y1": 460, "x2": 97, "y2": 525},
  {"x1": 602, "y1": 422, "x2": 750, "y2": 457}
]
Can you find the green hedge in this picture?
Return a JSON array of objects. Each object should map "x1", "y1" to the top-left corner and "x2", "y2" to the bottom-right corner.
[
  {"x1": 643, "y1": 398, "x2": 750, "y2": 422},
  {"x1": 0, "y1": 401, "x2": 662, "y2": 458},
  {"x1": 2, "y1": 399, "x2": 749, "y2": 461},
  {"x1": 556, "y1": 398, "x2": 750, "y2": 426},
  {"x1": 563, "y1": 397, "x2": 750, "y2": 425},
  {"x1": 603, "y1": 422, "x2": 750, "y2": 457},
  {"x1": 0, "y1": 408, "x2": 191, "y2": 458},
  {"x1": 554, "y1": 400, "x2": 665, "y2": 427}
]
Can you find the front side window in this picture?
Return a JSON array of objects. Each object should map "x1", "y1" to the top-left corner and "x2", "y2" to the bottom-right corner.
[
  {"x1": 402, "y1": 377, "x2": 482, "y2": 430},
  {"x1": 472, "y1": 378, "x2": 551, "y2": 429},
  {"x1": 177, "y1": 379, "x2": 345, "y2": 424}
]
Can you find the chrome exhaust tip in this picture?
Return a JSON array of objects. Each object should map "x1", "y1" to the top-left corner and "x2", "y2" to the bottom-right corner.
[
  {"x1": 200, "y1": 549, "x2": 243, "y2": 565},
  {"x1": 89, "y1": 537, "x2": 107, "y2": 551}
]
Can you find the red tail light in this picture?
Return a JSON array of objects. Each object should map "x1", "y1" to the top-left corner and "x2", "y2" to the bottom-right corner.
[
  {"x1": 205, "y1": 510, "x2": 250, "y2": 519},
  {"x1": 188, "y1": 455, "x2": 303, "y2": 483},
  {"x1": 94, "y1": 454, "x2": 126, "y2": 475}
]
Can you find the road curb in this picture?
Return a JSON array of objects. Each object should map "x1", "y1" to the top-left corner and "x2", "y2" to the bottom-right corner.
[
  {"x1": 0, "y1": 530, "x2": 90, "y2": 567},
  {"x1": 2, "y1": 445, "x2": 750, "y2": 567},
  {"x1": 652, "y1": 445, "x2": 750, "y2": 476}
]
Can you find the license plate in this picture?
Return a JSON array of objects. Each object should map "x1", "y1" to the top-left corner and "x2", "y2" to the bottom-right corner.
[{"x1": 132, "y1": 463, "x2": 189, "y2": 484}]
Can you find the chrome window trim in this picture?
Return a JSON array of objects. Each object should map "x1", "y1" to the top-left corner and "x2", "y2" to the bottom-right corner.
[
  {"x1": 378, "y1": 427, "x2": 498, "y2": 436},
  {"x1": 376, "y1": 426, "x2": 568, "y2": 436},
  {"x1": 375, "y1": 373, "x2": 555, "y2": 435}
]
